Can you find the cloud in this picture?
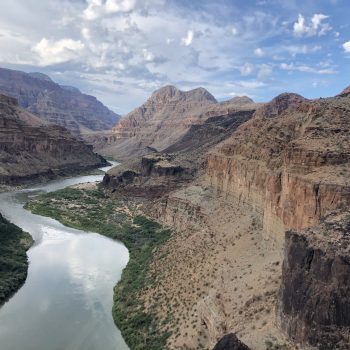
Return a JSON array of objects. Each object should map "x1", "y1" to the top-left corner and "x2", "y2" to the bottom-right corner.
[
  {"x1": 293, "y1": 14, "x2": 331, "y2": 37},
  {"x1": 280, "y1": 62, "x2": 337, "y2": 74},
  {"x1": 181, "y1": 30, "x2": 194, "y2": 46},
  {"x1": 83, "y1": 0, "x2": 136, "y2": 20},
  {"x1": 0, "y1": 0, "x2": 347, "y2": 112},
  {"x1": 240, "y1": 63, "x2": 255, "y2": 76},
  {"x1": 254, "y1": 48, "x2": 265, "y2": 57},
  {"x1": 343, "y1": 41, "x2": 350, "y2": 53},
  {"x1": 32, "y1": 38, "x2": 84, "y2": 66},
  {"x1": 142, "y1": 48, "x2": 154, "y2": 62},
  {"x1": 283, "y1": 44, "x2": 321, "y2": 56},
  {"x1": 231, "y1": 26, "x2": 238, "y2": 36},
  {"x1": 258, "y1": 64, "x2": 272, "y2": 79}
]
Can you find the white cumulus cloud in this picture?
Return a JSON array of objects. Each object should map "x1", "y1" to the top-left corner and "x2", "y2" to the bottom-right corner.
[
  {"x1": 84, "y1": 0, "x2": 136, "y2": 20},
  {"x1": 33, "y1": 38, "x2": 84, "y2": 66},
  {"x1": 181, "y1": 30, "x2": 194, "y2": 46},
  {"x1": 293, "y1": 13, "x2": 331, "y2": 37},
  {"x1": 343, "y1": 41, "x2": 350, "y2": 53}
]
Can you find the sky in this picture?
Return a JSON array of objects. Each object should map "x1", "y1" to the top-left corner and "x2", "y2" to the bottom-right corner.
[{"x1": 0, "y1": 0, "x2": 349, "y2": 114}]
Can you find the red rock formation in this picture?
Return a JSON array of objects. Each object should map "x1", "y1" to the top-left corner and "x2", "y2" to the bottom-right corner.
[
  {"x1": 0, "y1": 94, "x2": 107, "y2": 183},
  {"x1": 205, "y1": 92, "x2": 350, "y2": 242},
  {"x1": 95, "y1": 85, "x2": 258, "y2": 160}
]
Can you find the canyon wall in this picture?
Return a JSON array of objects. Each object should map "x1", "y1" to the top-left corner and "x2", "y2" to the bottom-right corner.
[
  {"x1": 205, "y1": 93, "x2": 350, "y2": 242},
  {"x1": 0, "y1": 67, "x2": 120, "y2": 136},
  {"x1": 277, "y1": 210, "x2": 350, "y2": 349},
  {"x1": 0, "y1": 94, "x2": 107, "y2": 183}
]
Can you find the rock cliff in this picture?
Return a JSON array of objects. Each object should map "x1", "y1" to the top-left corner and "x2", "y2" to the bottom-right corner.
[
  {"x1": 0, "y1": 67, "x2": 120, "y2": 135},
  {"x1": 205, "y1": 92, "x2": 350, "y2": 242},
  {"x1": 0, "y1": 94, "x2": 107, "y2": 183},
  {"x1": 277, "y1": 210, "x2": 350, "y2": 349}
]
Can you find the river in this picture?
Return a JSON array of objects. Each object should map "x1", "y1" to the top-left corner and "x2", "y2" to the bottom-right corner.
[{"x1": 0, "y1": 163, "x2": 130, "y2": 350}]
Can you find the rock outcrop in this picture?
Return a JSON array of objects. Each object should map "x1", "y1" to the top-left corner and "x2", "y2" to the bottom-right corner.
[
  {"x1": 277, "y1": 210, "x2": 350, "y2": 349},
  {"x1": 0, "y1": 67, "x2": 120, "y2": 135},
  {"x1": 103, "y1": 153, "x2": 193, "y2": 197},
  {"x1": 0, "y1": 94, "x2": 107, "y2": 184},
  {"x1": 212, "y1": 333, "x2": 250, "y2": 350}
]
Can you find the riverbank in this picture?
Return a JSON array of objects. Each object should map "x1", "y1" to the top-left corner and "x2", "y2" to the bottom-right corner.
[
  {"x1": 0, "y1": 213, "x2": 33, "y2": 306},
  {"x1": 26, "y1": 185, "x2": 173, "y2": 350}
]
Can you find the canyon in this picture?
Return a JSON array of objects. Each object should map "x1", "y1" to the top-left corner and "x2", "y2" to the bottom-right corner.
[
  {"x1": 0, "y1": 68, "x2": 120, "y2": 136},
  {"x1": 1, "y1": 68, "x2": 349, "y2": 349},
  {"x1": 0, "y1": 93, "x2": 107, "y2": 184},
  {"x1": 103, "y1": 86, "x2": 350, "y2": 349}
]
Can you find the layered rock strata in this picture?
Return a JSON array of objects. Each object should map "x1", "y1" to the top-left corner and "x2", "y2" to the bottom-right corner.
[
  {"x1": 96, "y1": 85, "x2": 258, "y2": 160},
  {"x1": 0, "y1": 94, "x2": 107, "y2": 183},
  {"x1": 0, "y1": 67, "x2": 119, "y2": 135},
  {"x1": 277, "y1": 210, "x2": 350, "y2": 349},
  {"x1": 104, "y1": 108, "x2": 256, "y2": 197},
  {"x1": 205, "y1": 92, "x2": 350, "y2": 242}
]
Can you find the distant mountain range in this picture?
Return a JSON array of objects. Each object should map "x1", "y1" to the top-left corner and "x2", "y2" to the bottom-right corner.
[{"x1": 0, "y1": 67, "x2": 120, "y2": 136}]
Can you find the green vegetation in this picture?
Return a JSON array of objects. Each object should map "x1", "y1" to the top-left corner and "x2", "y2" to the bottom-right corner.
[
  {"x1": 0, "y1": 213, "x2": 33, "y2": 305},
  {"x1": 26, "y1": 187, "x2": 172, "y2": 350}
]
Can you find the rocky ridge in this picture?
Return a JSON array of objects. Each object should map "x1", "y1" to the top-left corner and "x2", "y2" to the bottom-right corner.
[
  {"x1": 0, "y1": 67, "x2": 120, "y2": 135},
  {"x1": 0, "y1": 94, "x2": 107, "y2": 183},
  {"x1": 94, "y1": 85, "x2": 258, "y2": 160}
]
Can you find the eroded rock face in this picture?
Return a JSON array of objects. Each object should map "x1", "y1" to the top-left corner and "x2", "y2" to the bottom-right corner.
[
  {"x1": 0, "y1": 94, "x2": 107, "y2": 183},
  {"x1": 212, "y1": 333, "x2": 250, "y2": 350},
  {"x1": 277, "y1": 210, "x2": 350, "y2": 349},
  {"x1": 103, "y1": 153, "x2": 192, "y2": 197},
  {"x1": 205, "y1": 91, "x2": 350, "y2": 242},
  {"x1": 0, "y1": 67, "x2": 119, "y2": 135},
  {"x1": 104, "y1": 108, "x2": 255, "y2": 197}
]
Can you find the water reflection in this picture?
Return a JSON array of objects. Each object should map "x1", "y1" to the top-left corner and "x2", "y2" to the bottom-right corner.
[{"x1": 0, "y1": 164, "x2": 130, "y2": 350}]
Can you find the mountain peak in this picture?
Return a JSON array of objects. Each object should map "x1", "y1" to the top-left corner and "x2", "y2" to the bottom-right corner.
[
  {"x1": 223, "y1": 96, "x2": 254, "y2": 106},
  {"x1": 151, "y1": 85, "x2": 216, "y2": 104},
  {"x1": 255, "y1": 92, "x2": 306, "y2": 118},
  {"x1": 185, "y1": 87, "x2": 217, "y2": 103}
]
